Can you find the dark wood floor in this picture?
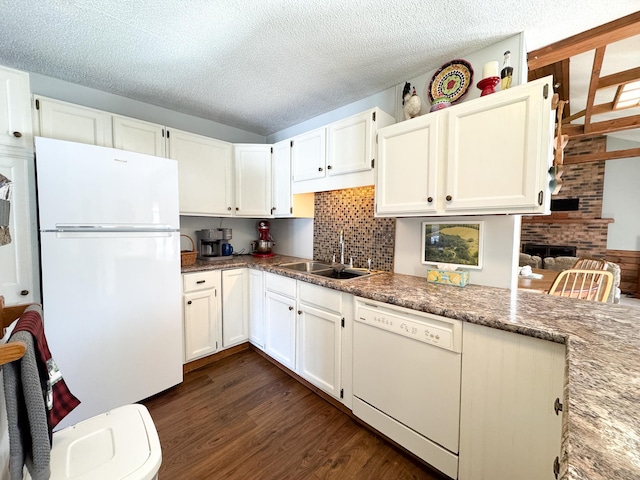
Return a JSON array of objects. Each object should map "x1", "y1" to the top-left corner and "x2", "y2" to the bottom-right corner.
[{"x1": 143, "y1": 348, "x2": 447, "y2": 480}]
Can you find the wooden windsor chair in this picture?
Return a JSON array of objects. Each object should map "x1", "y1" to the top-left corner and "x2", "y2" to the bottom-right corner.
[{"x1": 547, "y1": 269, "x2": 613, "y2": 302}]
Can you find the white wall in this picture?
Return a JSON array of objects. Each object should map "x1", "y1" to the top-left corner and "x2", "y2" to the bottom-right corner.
[
  {"x1": 29, "y1": 73, "x2": 264, "y2": 144},
  {"x1": 602, "y1": 137, "x2": 640, "y2": 250},
  {"x1": 394, "y1": 215, "x2": 521, "y2": 289},
  {"x1": 270, "y1": 218, "x2": 314, "y2": 258}
]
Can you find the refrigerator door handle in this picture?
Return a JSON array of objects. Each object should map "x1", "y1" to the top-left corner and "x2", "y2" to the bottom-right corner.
[{"x1": 46, "y1": 224, "x2": 178, "y2": 233}]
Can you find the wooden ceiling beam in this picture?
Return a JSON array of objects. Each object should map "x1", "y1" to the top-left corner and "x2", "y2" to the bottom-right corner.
[
  {"x1": 564, "y1": 147, "x2": 640, "y2": 164},
  {"x1": 598, "y1": 66, "x2": 640, "y2": 89},
  {"x1": 563, "y1": 114, "x2": 640, "y2": 138},
  {"x1": 527, "y1": 11, "x2": 640, "y2": 70},
  {"x1": 563, "y1": 102, "x2": 616, "y2": 123},
  {"x1": 584, "y1": 47, "x2": 606, "y2": 131}
]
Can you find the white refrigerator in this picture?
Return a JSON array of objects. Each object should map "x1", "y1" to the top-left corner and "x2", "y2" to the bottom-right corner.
[{"x1": 35, "y1": 137, "x2": 183, "y2": 429}]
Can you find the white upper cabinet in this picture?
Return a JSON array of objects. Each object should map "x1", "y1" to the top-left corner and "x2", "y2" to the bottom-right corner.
[
  {"x1": 168, "y1": 128, "x2": 233, "y2": 216},
  {"x1": 375, "y1": 112, "x2": 440, "y2": 216},
  {"x1": 445, "y1": 78, "x2": 552, "y2": 214},
  {"x1": 234, "y1": 144, "x2": 272, "y2": 217},
  {"x1": 272, "y1": 139, "x2": 293, "y2": 217},
  {"x1": 291, "y1": 127, "x2": 326, "y2": 182},
  {"x1": 0, "y1": 66, "x2": 32, "y2": 150},
  {"x1": 112, "y1": 115, "x2": 166, "y2": 157},
  {"x1": 375, "y1": 76, "x2": 553, "y2": 217},
  {"x1": 292, "y1": 107, "x2": 394, "y2": 193},
  {"x1": 327, "y1": 109, "x2": 378, "y2": 175},
  {"x1": 36, "y1": 96, "x2": 113, "y2": 147}
]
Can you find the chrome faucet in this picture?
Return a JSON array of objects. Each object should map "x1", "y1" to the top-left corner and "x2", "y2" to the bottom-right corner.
[{"x1": 339, "y1": 230, "x2": 345, "y2": 265}]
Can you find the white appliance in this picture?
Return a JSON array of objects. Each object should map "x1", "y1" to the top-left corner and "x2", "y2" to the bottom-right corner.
[
  {"x1": 35, "y1": 137, "x2": 183, "y2": 429},
  {"x1": 352, "y1": 298, "x2": 462, "y2": 479}
]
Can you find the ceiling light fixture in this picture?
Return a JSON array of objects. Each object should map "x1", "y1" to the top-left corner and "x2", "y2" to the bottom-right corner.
[{"x1": 613, "y1": 80, "x2": 640, "y2": 110}]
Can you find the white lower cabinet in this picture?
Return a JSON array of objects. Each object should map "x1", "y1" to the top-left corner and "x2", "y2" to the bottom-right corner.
[
  {"x1": 264, "y1": 274, "x2": 297, "y2": 370},
  {"x1": 458, "y1": 322, "x2": 565, "y2": 480},
  {"x1": 182, "y1": 271, "x2": 221, "y2": 363},
  {"x1": 248, "y1": 269, "x2": 265, "y2": 349},
  {"x1": 263, "y1": 273, "x2": 349, "y2": 402},
  {"x1": 296, "y1": 282, "x2": 343, "y2": 400},
  {"x1": 222, "y1": 268, "x2": 249, "y2": 347}
]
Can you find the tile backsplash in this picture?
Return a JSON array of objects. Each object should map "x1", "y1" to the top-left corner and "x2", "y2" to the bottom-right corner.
[{"x1": 313, "y1": 186, "x2": 395, "y2": 272}]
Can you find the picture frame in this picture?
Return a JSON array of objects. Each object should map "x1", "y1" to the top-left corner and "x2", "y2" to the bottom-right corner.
[{"x1": 421, "y1": 221, "x2": 483, "y2": 269}]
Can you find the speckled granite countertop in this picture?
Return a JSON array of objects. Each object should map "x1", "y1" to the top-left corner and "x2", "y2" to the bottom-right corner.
[{"x1": 183, "y1": 255, "x2": 640, "y2": 480}]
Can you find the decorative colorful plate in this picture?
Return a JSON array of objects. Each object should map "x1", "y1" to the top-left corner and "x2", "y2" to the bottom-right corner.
[{"x1": 427, "y1": 59, "x2": 474, "y2": 104}]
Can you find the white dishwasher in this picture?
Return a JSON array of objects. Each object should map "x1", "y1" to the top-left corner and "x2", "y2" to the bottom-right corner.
[{"x1": 353, "y1": 298, "x2": 462, "y2": 479}]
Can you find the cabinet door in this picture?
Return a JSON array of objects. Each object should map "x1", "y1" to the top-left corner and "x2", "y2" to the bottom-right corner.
[
  {"x1": 249, "y1": 269, "x2": 265, "y2": 349},
  {"x1": 36, "y1": 97, "x2": 113, "y2": 147},
  {"x1": 0, "y1": 151, "x2": 35, "y2": 305},
  {"x1": 291, "y1": 127, "x2": 326, "y2": 182},
  {"x1": 183, "y1": 288, "x2": 219, "y2": 362},
  {"x1": 375, "y1": 113, "x2": 439, "y2": 216},
  {"x1": 272, "y1": 139, "x2": 292, "y2": 217},
  {"x1": 168, "y1": 129, "x2": 233, "y2": 216},
  {"x1": 0, "y1": 66, "x2": 32, "y2": 150},
  {"x1": 221, "y1": 269, "x2": 249, "y2": 347},
  {"x1": 113, "y1": 115, "x2": 166, "y2": 157},
  {"x1": 458, "y1": 322, "x2": 565, "y2": 480},
  {"x1": 445, "y1": 77, "x2": 552, "y2": 214},
  {"x1": 326, "y1": 110, "x2": 373, "y2": 175},
  {"x1": 297, "y1": 304, "x2": 342, "y2": 399},
  {"x1": 234, "y1": 144, "x2": 272, "y2": 217},
  {"x1": 264, "y1": 290, "x2": 296, "y2": 370}
]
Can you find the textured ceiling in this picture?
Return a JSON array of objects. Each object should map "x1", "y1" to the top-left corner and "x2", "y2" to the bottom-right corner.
[{"x1": 0, "y1": 0, "x2": 638, "y2": 136}]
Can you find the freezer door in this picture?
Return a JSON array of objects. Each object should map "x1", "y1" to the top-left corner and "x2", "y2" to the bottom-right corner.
[
  {"x1": 40, "y1": 231, "x2": 183, "y2": 429},
  {"x1": 35, "y1": 137, "x2": 179, "y2": 230}
]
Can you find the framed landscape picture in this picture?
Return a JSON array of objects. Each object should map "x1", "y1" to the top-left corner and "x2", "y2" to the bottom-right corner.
[{"x1": 421, "y1": 221, "x2": 483, "y2": 269}]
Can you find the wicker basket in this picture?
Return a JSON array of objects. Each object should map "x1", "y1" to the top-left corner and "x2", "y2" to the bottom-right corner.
[{"x1": 180, "y1": 235, "x2": 198, "y2": 267}]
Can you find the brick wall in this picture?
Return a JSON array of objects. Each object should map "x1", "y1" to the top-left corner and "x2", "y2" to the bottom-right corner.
[
  {"x1": 313, "y1": 186, "x2": 395, "y2": 272},
  {"x1": 520, "y1": 136, "x2": 609, "y2": 258}
]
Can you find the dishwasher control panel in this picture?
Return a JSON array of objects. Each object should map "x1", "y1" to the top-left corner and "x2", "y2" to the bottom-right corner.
[{"x1": 355, "y1": 298, "x2": 462, "y2": 353}]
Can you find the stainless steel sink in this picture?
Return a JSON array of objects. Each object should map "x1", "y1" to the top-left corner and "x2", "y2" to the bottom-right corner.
[
  {"x1": 278, "y1": 261, "x2": 333, "y2": 273},
  {"x1": 278, "y1": 261, "x2": 375, "y2": 280}
]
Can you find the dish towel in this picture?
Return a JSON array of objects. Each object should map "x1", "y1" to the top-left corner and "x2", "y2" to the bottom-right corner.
[{"x1": 2, "y1": 305, "x2": 80, "y2": 480}]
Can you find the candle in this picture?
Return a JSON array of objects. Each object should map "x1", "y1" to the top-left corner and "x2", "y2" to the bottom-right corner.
[{"x1": 482, "y1": 61, "x2": 499, "y2": 79}]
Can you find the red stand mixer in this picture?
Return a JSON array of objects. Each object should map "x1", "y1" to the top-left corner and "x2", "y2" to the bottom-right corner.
[{"x1": 251, "y1": 220, "x2": 275, "y2": 257}]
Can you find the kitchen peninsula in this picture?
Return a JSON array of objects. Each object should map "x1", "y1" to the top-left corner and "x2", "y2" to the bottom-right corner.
[{"x1": 183, "y1": 254, "x2": 640, "y2": 480}]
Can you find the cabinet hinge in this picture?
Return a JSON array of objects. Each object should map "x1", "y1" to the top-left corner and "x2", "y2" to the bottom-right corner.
[
  {"x1": 372, "y1": 111, "x2": 376, "y2": 122},
  {"x1": 270, "y1": 147, "x2": 273, "y2": 154},
  {"x1": 162, "y1": 128, "x2": 165, "y2": 138},
  {"x1": 341, "y1": 317, "x2": 345, "y2": 327},
  {"x1": 340, "y1": 388, "x2": 344, "y2": 399},
  {"x1": 543, "y1": 84, "x2": 549, "y2": 99},
  {"x1": 538, "y1": 190, "x2": 544, "y2": 206},
  {"x1": 216, "y1": 341, "x2": 218, "y2": 350},
  {"x1": 35, "y1": 98, "x2": 40, "y2": 110},
  {"x1": 371, "y1": 159, "x2": 375, "y2": 168},
  {"x1": 376, "y1": 133, "x2": 378, "y2": 144},
  {"x1": 166, "y1": 129, "x2": 170, "y2": 138},
  {"x1": 290, "y1": 207, "x2": 293, "y2": 214},
  {"x1": 290, "y1": 140, "x2": 294, "y2": 147}
]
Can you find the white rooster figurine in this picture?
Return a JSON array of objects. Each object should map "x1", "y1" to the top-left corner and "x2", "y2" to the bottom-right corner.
[{"x1": 402, "y1": 82, "x2": 421, "y2": 120}]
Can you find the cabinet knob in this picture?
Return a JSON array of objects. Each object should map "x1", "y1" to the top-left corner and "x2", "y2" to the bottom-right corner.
[
  {"x1": 297, "y1": 310, "x2": 302, "y2": 315},
  {"x1": 327, "y1": 165, "x2": 332, "y2": 170},
  {"x1": 227, "y1": 207, "x2": 232, "y2": 211},
  {"x1": 553, "y1": 456, "x2": 560, "y2": 479},
  {"x1": 427, "y1": 197, "x2": 433, "y2": 203},
  {"x1": 12, "y1": 131, "x2": 22, "y2": 138},
  {"x1": 318, "y1": 167, "x2": 323, "y2": 172},
  {"x1": 187, "y1": 300, "x2": 192, "y2": 305},
  {"x1": 554, "y1": 397, "x2": 563, "y2": 415},
  {"x1": 20, "y1": 290, "x2": 29, "y2": 296},
  {"x1": 288, "y1": 306, "x2": 293, "y2": 311},
  {"x1": 235, "y1": 207, "x2": 239, "y2": 211},
  {"x1": 446, "y1": 195, "x2": 452, "y2": 201}
]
